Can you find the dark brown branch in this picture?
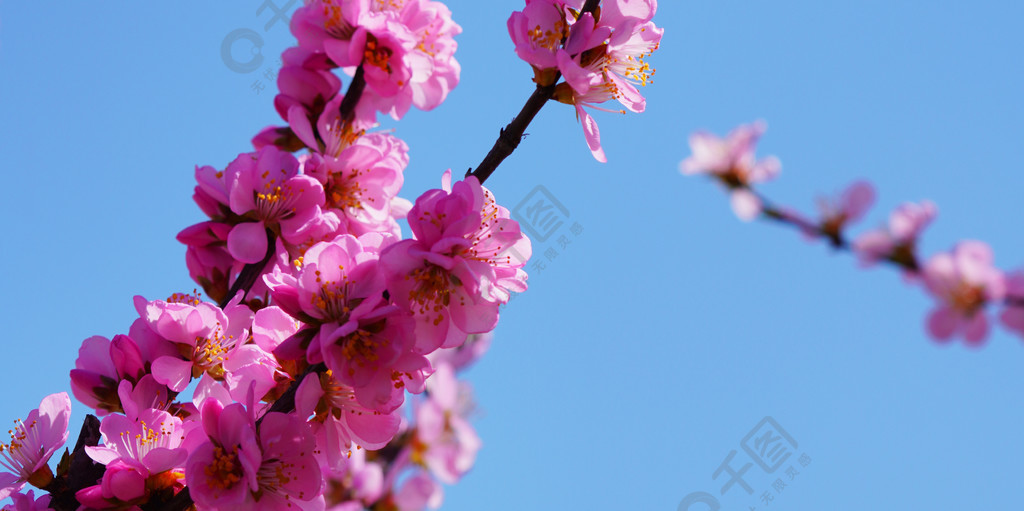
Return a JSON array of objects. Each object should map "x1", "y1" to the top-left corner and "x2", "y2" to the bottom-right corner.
[
  {"x1": 153, "y1": 488, "x2": 191, "y2": 511},
  {"x1": 466, "y1": 83, "x2": 558, "y2": 185},
  {"x1": 46, "y1": 416, "x2": 103, "y2": 511},
  {"x1": 339, "y1": 65, "x2": 367, "y2": 124}
]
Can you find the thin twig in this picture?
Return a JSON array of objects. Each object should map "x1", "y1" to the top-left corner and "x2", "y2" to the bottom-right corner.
[{"x1": 748, "y1": 186, "x2": 1024, "y2": 307}]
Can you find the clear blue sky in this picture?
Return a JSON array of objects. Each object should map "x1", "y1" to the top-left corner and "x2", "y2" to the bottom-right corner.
[{"x1": 2, "y1": 2, "x2": 1024, "y2": 509}]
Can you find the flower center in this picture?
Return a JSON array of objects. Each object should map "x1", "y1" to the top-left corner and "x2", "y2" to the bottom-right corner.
[
  {"x1": 254, "y1": 169, "x2": 302, "y2": 222},
  {"x1": 527, "y1": 19, "x2": 567, "y2": 51},
  {"x1": 340, "y1": 329, "x2": 381, "y2": 368},
  {"x1": 311, "y1": 271, "x2": 358, "y2": 321},
  {"x1": 407, "y1": 265, "x2": 454, "y2": 324},
  {"x1": 0, "y1": 418, "x2": 40, "y2": 476},
  {"x1": 321, "y1": 1, "x2": 355, "y2": 39},
  {"x1": 372, "y1": 0, "x2": 406, "y2": 12},
  {"x1": 116, "y1": 419, "x2": 176, "y2": 461},
  {"x1": 166, "y1": 291, "x2": 202, "y2": 306},
  {"x1": 327, "y1": 169, "x2": 372, "y2": 211},
  {"x1": 193, "y1": 326, "x2": 238, "y2": 379},
  {"x1": 949, "y1": 283, "x2": 986, "y2": 315},
  {"x1": 205, "y1": 445, "x2": 244, "y2": 493},
  {"x1": 323, "y1": 121, "x2": 364, "y2": 158},
  {"x1": 363, "y1": 36, "x2": 394, "y2": 74}
]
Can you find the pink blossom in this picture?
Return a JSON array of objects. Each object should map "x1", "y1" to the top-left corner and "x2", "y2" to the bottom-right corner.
[
  {"x1": 78, "y1": 405, "x2": 189, "y2": 508},
  {"x1": 327, "y1": 16, "x2": 416, "y2": 102},
  {"x1": 813, "y1": 180, "x2": 875, "y2": 243},
  {"x1": 70, "y1": 333, "x2": 147, "y2": 415},
  {"x1": 313, "y1": 132, "x2": 410, "y2": 236},
  {"x1": 508, "y1": 0, "x2": 574, "y2": 71},
  {"x1": 411, "y1": 364, "x2": 479, "y2": 485},
  {"x1": 0, "y1": 393, "x2": 71, "y2": 500},
  {"x1": 134, "y1": 294, "x2": 255, "y2": 394},
  {"x1": 292, "y1": 0, "x2": 461, "y2": 122},
  {"x1": 999, "y1": 272, "x2": 1024, "y2": 337},
  {"x1": 392, "y1": 471, "x2": 442, "y2": 511},
  {"x1": 1, "y1": 490, "x2": 50, "y2": 511},
  {"x1": 115, "y1": 377, "x2": 173, "y2": 421},
  {"x1": 853, "y1": 200, "x2": 937, "y2": 269},
  {"x1": 361, "y1": 0, "x2": 462, "y2": 119},
  {"x1": 546, "y1": 3, "x2": 662, "y2": 161},
  {"x1": 224, "y1": 146, "x2": 326, "y2": 264},
  {"x1": 193, "y1": 164, "x2": 232, "y2": 220},
  {"x1": 87, "y1": 408, "x2": 185, "y2": 466},
  {"x1": 186, "y1": 400, "x2": 323, "y2": 511},
  {"x1": 381, "y1": 171, "x2": 531, "y2": 353},
  {"x1": 921, "y1": 241, "x2": 1006, "y2": 345},
  {"x1": 321, "y1": 447, "x2": 383, "y2": 508},
  {"x1": 75, "y1": 459, "x2": 148, "y2": 509},
  {"x1": 680, "y1": 121, "x2": 781, "y2": 221},
  {"x1": 178, "y1": 221, "x2": 236, "y2": 305},
  {"x1": 296, "y1": 371, "x2": 401, "y2": 470},
  {"x1": 274, "y1": 46, "x2": 343, "y2": 128},
  {"x1": 292, "y1": 92, "x2": 367, "y2": 158},
  {"x1": 265, "y1": 233, "x2": 429, "y2": 412}
]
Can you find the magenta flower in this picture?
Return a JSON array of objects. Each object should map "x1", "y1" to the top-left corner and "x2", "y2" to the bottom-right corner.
[
  {"x1": 296, "y1": 370, "x2": 401, "y2": 470},
  {"x1": 70, "y1": 333, "x2": 148, "y2": 415},
  {"x1": 999, "y1": 272, "x2": 1024, "y2": 337},
  {"x1": 75, "y1": 459, "x2": 149, "y2": 509},
  {"x1": 1, "y1": 489, "x2": 50, "y2": 511},
  {"x1": 291, "y1": 0, "x2": 461, "y2": 122},
  {"x1": 680, "y1": 121, "x2": 781, "y2": 221},
  {"x1": 813, "y1": 180, "x2": 875, "y2": 242},
  {"x1": 134, "y1": 294, "x2": 255, "y2": 393},
  {"x1": 411, "y1": 363, "x2": 479, "y2": 485},
  {"x1": 321, "y1": 446, "x2": 384, "y2": 508},
  {"x1": 543, "y1": 2, "x2": 662, "y2": 161},
  {"x1": 186, "y1": 400, "x2": 323, "y2": 511},
  {"x1": 921, "y1": 241, "x2": 1006, "y2": 345},
  {"x1": 311, "y1": 132, "x2": 410, "y2": 236},
  {"x1": 178, "y1": 221, "x2": 237, "y2": 305},
  {"x1": 266, "y1": 233, "x2": 429, "y2": 412},
  {"x1": 86, "y1": 408, "x2": 187, "y2": 472},
  {"x1": 359, "y1": 0, "x2": 462, "y2": 119},
  {"x1": 224, "y1": 146, "x2": 326, "y2": 263},
  {"x1": 77, "y1": 408, "x2": 187, "y2": 508},
  {"x1": 508, "y1": 0, "x2": 577, "y2": 71},
  {"x1": 391, "y1": 471, "x2": 443, "y2": 511},
  {"x1": 381, "y1": 171, "x2": 531, "y2": 353},
  {"x1": 853, "y1": 200, "x2": 937, "y2": 270},
  {"x1": 0, "y1": 393, "x2": 71, "y2": 500},
  {"x1": 274, "y1": 46, "x2": 343, "y2": 130}
]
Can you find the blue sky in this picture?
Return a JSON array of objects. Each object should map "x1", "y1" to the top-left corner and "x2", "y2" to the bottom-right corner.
[{"x1": 2, "y1": 1, "x2": 1024, "y2": 509}]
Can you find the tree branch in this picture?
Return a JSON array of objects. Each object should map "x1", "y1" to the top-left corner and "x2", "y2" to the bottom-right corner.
[{"x1": 750, "y1": 187, "x2": 1024, "y2": 307}]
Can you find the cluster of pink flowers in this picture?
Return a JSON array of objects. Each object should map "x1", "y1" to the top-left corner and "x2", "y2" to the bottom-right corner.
[
  {"x1": 681, "y1": 121, "x2": 1024, "y2": 347},
  {"x1": 508, "y1": 0, "x2": 663, "y2": 162},
  {"x1": 2, "y1": 1, "x2": 666, "y2": 509}
]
